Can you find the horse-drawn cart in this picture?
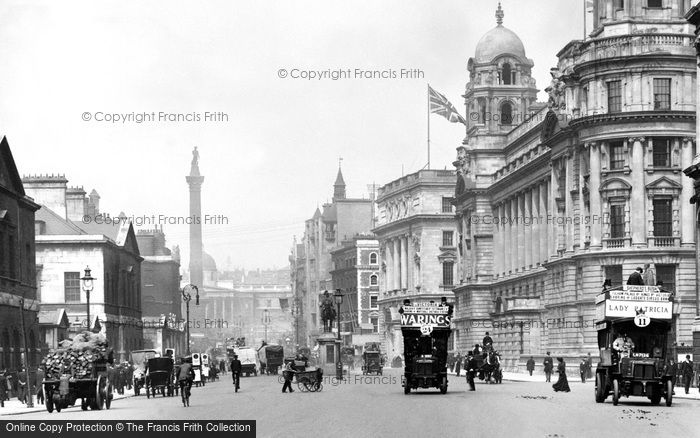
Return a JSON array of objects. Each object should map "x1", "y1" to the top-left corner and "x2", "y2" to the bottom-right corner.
[
  {"x1": 293, "y1": 368, "x2": 324, "y2": 392},
  {"x1": 146, "y1": 357, "x2": 174, "y2": 398},
  {"x1": 43, "y1": 364, "x2": 113, "y2": 412}
]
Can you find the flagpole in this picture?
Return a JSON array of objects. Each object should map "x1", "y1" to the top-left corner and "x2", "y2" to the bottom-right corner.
[
  {"x1": 583, "y1": 0, "x2": 586, "y2": 40},
  {"x1": 427, "y1": 83, "x2": 431, "y2": 170}
]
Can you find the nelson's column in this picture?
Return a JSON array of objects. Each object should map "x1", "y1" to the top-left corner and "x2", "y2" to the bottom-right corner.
[{"x1": 187, "y1": 147, "x2": 204, "y2": 288}]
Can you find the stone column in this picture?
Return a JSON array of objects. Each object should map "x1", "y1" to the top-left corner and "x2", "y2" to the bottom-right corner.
[
  {"x1": 510, "y1": 197, "x2": 518, "y2": 272},
  {"x1": 588, "y1": 142, "x2": 602, "y2": 249},
  {"x1": 524, "y1": 189, "x2": 532, "y2": 269},
  {"x1": 401, "y1": 235, "x2": 408, "y2": 289},
  {"x1": 630, "y1": 137, "x2": 647, "y2": 247},
  {"x1": 539, "y1": 180, "x2": 548, "y2": 263},
  {"x1": 565, "y1": 154, "x2": 574, "y2": 253},
  {"x1": 385, "y1": 240, "x2": 393, "y2": 291},
  {"x1": 503, "y1": 201, "x2": 511, "y2": 275},
  {"x1": 550, "y1": 162, "x2": 560, "y2": 257},
  {"x1": 681, "y1": 137, "x2": 696, "y2": 247},
  {"x1": 531, "y1": 186, "x2": 539, "y2": 267},
  {"x1": 496, "y1": 203, "x2": 504, "y2": 276},
  {"x1": 393, "y1": 238, "x2": 401, "y2": 291}
]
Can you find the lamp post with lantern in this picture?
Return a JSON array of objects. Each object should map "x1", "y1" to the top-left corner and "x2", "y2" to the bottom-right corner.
[
  {"x1": 334, "y1": 289, "x2": 343, "y2": 380},
  {"x1": 81, "y1": 266, "x2": 95, "y2": 332},
  {"x1": 182, "y1": 284, "x2": 199, "y2": 356}
]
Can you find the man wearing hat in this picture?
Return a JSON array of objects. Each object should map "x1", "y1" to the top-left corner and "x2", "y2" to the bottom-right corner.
[
  {"x1": 543, "y1": 352, "x2": 554, "y2": 383},
  {"x1": 681, "y1": 355, "x2": 694, "y2": 394},
  {"x1": 230, "y1": 354, "x2": 242, "y2": 392},
  {"x1": 465, "y1": 352, "x2": 477, "y2": 391}
]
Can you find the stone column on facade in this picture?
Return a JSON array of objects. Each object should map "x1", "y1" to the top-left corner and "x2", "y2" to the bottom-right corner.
[
  {"x1": 401, "y1": 235, "x2": 408, "y2": 290},
  {"x1": 630, "y1": 137, "x2": 647, "y2": 247},
  {"x1": 681, "y1": 137, "x2": 696, "y2": 246},
  {"x1": 531, "y1": 185, "x2": 540, "y2": 266},
  {"x1": 407, "y1": 234, "x2": 414, "y2": 291},
  {"x1": 550, "y1": 162, "x2": 560, "y2": 257},
  {"x1": 539, "y1": 180, "x2": 548, "y2": 263},
  {"x1": 503, "y1": 201, "x2": 511, "y2": 275},
  {"x1": 385, "y1": 240, "x2": 394, "y2": 291},
  {"x1": 565, "y1": 154, "x2": 574, "y2": 253},
  {"x1": 495, "y1": 203, "x2": 503, "y2": 277},
  {"x1": 393, "y1": 238, "x2": 401, "y2": 291},
  {"x1": 524, "y1": 189, "x2": 532, "y2": 269},
  {"x1": 510, "y1": 197, "x2": 518, "y2": 273},
  {"x1": 588, "y1": 142, "x2": 602, "y2": 249}
]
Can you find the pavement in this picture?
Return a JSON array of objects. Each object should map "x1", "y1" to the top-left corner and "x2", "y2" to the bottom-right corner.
[
  {"x1": 6, "y1": 370, "x2": 700, "y2": 438},
  {"x1": 0, "y1": 391, "x2": 133, "y2": 416}
]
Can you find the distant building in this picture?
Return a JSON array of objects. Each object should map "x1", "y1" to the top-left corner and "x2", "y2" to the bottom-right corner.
[
  {"x1": 136, "y1": 227, "x2": 185, "y2": 354},
  {"x1": 24, "y1": 175, "x2": 143, "y2": 362},
  {"x1": 291, "y1": 166, "x2": 374, "y2": 346},
  {"x1": 0, "y1": 137, "x2": 40, "y2": 372},
  {"x1": 373, "y1": 169, "x2": 458, "y2": 358},
  {"x1": 330, "y1": 236, "x2": 381, "y2": 346}
]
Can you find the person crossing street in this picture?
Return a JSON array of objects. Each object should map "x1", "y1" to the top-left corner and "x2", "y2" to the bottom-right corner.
[
  {"x1": 177, "y1": 357, "x2": 194, "y2": 407},
  {"x1": 230, "y1": 354, "x2": 242, "y2": 392},
  {"x1": 282, "y1": 361, "x2": 295, "y2": 393}
]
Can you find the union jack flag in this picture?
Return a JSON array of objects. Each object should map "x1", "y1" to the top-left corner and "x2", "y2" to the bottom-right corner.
[{"x1": 428, "y1": 85, "x2": 466, "y2": 125}]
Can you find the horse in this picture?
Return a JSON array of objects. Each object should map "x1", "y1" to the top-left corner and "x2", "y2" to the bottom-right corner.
[{"x1": 479, "y1": 346, "x2": 501, "y2": 384}]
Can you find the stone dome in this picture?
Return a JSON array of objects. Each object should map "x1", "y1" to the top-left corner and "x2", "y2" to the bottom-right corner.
[
  {"x1": 473, "y1": 3, "x2": 527, "y2": 64},
  {"x1": 202, "y1": 251, "x2": 217, "y2": 271}
]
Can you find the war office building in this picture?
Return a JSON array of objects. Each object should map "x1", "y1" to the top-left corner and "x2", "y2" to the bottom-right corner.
[{"x1": 453, "y1": 1, "x2": 697, "y2": 370}]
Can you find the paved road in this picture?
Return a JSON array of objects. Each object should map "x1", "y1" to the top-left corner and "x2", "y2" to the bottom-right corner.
[{"x1": 14, "y1": 369, "x2": 700, "y2": 437}]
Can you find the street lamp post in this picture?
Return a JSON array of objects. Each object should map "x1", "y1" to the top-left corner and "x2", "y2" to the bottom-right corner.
[
  {"x1": 81, "y1": 267, "x2": 95, "y2": 332},
  {"x1": 18, "y1": 297, "x2": 33, "y2": 408},
  {"x1": 334, "y1": 289, "x2": 343, "y2": 380},
  {"x1": 182, "y1": 284, "x2": 199, "y2": 356}
]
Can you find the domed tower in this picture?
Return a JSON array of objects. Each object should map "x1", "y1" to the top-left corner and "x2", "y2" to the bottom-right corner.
[{"x1": 463, "y1": 2, "x2": 539, "y2": 137}]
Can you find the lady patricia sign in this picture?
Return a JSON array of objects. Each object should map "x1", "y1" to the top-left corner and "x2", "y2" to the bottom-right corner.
[
  {"x1": 595, "y1": 285, "x2": 673, "y2": 322},
  {"x1": 399, "y1": 302, "x2": 452, "y2": 334}
]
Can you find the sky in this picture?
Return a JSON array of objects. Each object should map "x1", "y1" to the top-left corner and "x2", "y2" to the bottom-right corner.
[{"x1": 1, "y1": 0, "x2": 585, "y2": 271}]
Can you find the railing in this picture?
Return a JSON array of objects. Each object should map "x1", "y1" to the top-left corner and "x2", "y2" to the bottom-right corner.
[
  {"x1": 653, "y1": 236, "x2": 674, "y2": 247},
  {"x1": 578, "y1": 33, "x2": 695, "y2": 64},
  {"x1": 605, "y1": 238, "x2": 627, "y2": 249}
]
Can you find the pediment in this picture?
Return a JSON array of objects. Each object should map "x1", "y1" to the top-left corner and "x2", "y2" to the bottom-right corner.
[
  {"x1": 645, "y1": 176, "x2": 681, "y2": 191},
  {"x1": 600, "y1": 177, "x2": 632, "y2": 192},
  {"x1": 0, "y1": 136, "x2": 25, "y2": 196}
]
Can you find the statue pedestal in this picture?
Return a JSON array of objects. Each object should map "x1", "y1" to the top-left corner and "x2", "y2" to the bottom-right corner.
[{"x1": 317, "y1": 332, "x2": 341, "y2": 377}]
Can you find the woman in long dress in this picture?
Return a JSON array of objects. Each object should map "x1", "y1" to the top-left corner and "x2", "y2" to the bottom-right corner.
[{"x1": 552, "y1": 357, "x2": 570, "y2": 392}]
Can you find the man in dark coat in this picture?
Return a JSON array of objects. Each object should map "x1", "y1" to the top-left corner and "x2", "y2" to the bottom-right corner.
[
  {"x1": 281, "y1": 361, "x2": 294, "y2": 393},
  {"x1": 454, "y1": 353, "x2": 462, "y2": 377},
  {"x1": 543, "y1": 352, "x2": 554, "y2": 383},
  {"x1": 627, "y1": 267, "x2": 644, "y2": 286},
  {"x1": 0, "y1": 369, "x2": 7, "y2": 407},
  {"x1": 526, "y1": 356, "x2": 535, "y2": 376},
  {"x1": 465, "y1": 353, "x2": 477, "y2": 391},
  {"x1": 579, "y1": 358, "x2": 587, "y2": 383},
  {"x1": 17, "y1": 368, "x2": 27, "y2": 404},
  {"x1": 230, "y1": 355, "x2": 242, "y2": 391},
  {"x1": 482, "y1": 332, "x2": 493, "y2": 347},
  {"x1": 681, "y1": 355, "x2": 694, "y2": 394},
  {"x1": 35, "y1": 367, "x2": 45, "y2": 405}
]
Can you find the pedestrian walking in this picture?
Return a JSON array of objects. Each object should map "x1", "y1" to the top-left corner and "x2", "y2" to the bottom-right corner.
[
  {"x1": 552, "y1": 357, "x2": 570, "y2": 393},
  {"x1": 282, "y1": 361, "x2": 295, "y2": 393},
  {"x1": 35, "y1": 367, "x2": 45, "y2": 405},
  {"x1": 465, "y1": 353, "x2": 477, "y2": 391},
  {"x1": 681, "y1": 355, "x2": 694, "y2": 394},
  {"x1": 627, "y1": 267, "x2": 644, "y2": 286},
  {"x1": 579, "y1": 358, "x2": 587, "y2": 383},
  {"x1": 454, "y1": 353, "x2": 462, "y2": 377},
  {"x1": 230, "y1": 354, "x2": 242, "y2": 392},
  {"x1": 0, "y1": 369, "x2": 7, "y2": 408},
  {"x1": 526, "y1": 356, "x2": 535, "y2": 376},
  {"x1": 585, "y1": 353, "x2": 593, "y2": 380},
  {"x1": 543, "y1": 352, "x2": 554, "y2": 383},
  {"x1": 17, "y1": 368, "x2": 27, "y2": 404}
]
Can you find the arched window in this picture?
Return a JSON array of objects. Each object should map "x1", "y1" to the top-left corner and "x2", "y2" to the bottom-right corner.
[
  {"x1": 370, "y1": 275, "x2": 378, "y2": 286},
  {"x1": 501, "y1": 102, "x2": 513, "y2": 125},
  {"x1": 369, "y1": 253, "x2": 378, "y2": 265},
  {"x1": 502, "y1": 63, "x2": 512, "y2": 85}
]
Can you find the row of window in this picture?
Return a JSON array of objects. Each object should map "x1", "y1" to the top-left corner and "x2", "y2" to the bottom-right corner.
[
  {"x1": 608, "y1": 78, "x2": 670, "y2": 113},
  {"x1": 610, "y1": 0, "x2": 664, "y2": 10},
  {"x1": 608, "y1": 198, "x2": 671, "y2": 239},
  {"x1": 608, "y1": 137, "x2": 676, "y2": 170},
  {"x1": 65, "y1": 271, "x2": 140, "y2": 307}
]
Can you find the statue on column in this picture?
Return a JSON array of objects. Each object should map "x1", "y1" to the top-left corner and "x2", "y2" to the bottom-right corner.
[{"x1": 319, "y1": 291, "x2": 336, "y2": 333}]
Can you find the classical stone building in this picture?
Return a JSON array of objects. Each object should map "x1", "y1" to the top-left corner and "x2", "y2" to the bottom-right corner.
[
  {"x1": 291, "y1": 166, "x2": 373, "y2": 346},
  {"x1": 25, "y1": 176, "x2": 144, "y2": 361},
  {"x1": 453, "y1": 1, "x2": 697, "y2": 370},
  {"x1": 0, "y1": 137, "x2": 40, "y2": 372},
  {"x1": 374, "y1": 169, "x2": 457, "y2": 358},
  {"x1": 329, "y1": 236, "x2": 381, "y2": 346}
]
